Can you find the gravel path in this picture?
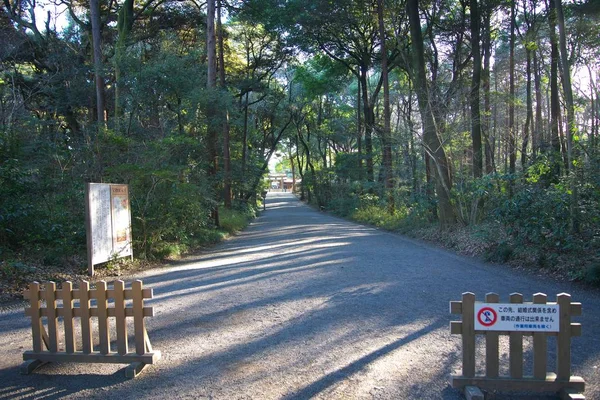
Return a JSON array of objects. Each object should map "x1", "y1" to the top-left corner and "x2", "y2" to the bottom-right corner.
[{"x1": 1, "y1": 192, "x2": 599, "y2": 399}]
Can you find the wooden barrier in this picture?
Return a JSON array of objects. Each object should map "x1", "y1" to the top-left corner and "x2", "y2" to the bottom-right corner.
[
  {"x1": 450, "y1": 292, "x2": 585, "y2": 400},
  {"x1": 22, "y1": 280, "x2": 161, "y2": 378}
]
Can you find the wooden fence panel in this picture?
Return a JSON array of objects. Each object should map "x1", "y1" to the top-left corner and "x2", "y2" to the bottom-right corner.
[
  {"x1": 450, "y1": 292, "x2": 585, "y2": 398},
  {"x1": 22, "y1": 280, "x2": 160, "y2": 378}
]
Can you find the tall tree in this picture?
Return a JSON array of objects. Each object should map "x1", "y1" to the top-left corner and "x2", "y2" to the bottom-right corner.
[
  {"x1": 206, "y1": 0, "x2": 219, "y2": 225},
  {"x1": 554, "y1": 0, "x2": 579, "y2": 232},
  {"x1": 482, "y1": 0, "x2": 495, "y2": 174},
  {"x1": 508, "y1": 0, "x2": 516, "y2": 179},
  {"x1": 377, "y1": 0, "x2": 394, "y2": 211},
  {"x1": 90, "y1": 0, "x2": 105, "y2": 125},
  {"x1": 470, "y1": 0, "x2": 483, "y2": 180},
  {"x1": 548, "y1": 0, "x2": 562, "y2": 169},
  {"x1": 407, "y1": 0, "x2": 455, "y2": 227},
  {"x1": 217, "y1": 0, "x2": 232, "y2": 208}
]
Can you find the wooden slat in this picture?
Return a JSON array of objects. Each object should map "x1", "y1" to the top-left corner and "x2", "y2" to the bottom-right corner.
[
  {"x1": 451, "y1": 374, "x2": 585, "y2": 392},
  {"x1": 62, "y1": 282, "x2": 75, "y2": 353},
  {"x1": 60, "y1": 287, "x2": 153, "y2": 300},
  {"x1": 557, "y1": 293, "x2": 572, "y2": 380},
  {"x1": 144, "y1": 329, "x2": 153, "y2": 353},
  {"x1": 560, "y1": 387, "x2": 587, "y2": 400},
  {"x1": 28, "y1": 282, "x2": 43, "y2": 353},
  {"x1": 79, "y1": 281, "x2": 93, "y2": 354},
  {"x1": 450, "y1": 301, "x2": 462, "y2": 314},
  {"x1": 114, "y1": 280, "x2": 128, "y2": 355},
  {"x1": 570, "y1": 324, "x2": 582, "y2": 337},
  {"x1": 533, "y1": 293, "x2": 548, "y2": 380},
  {"x1": 450, "y1": 321, "x2": 462, "y2": 334},
  {"x1": 23, "y1": 350, "x2": 161, "y2": 365},
  {"x1": 132, "y1": 281, "x2": 146, "y2": 355},
  {"x1": 462, "y1": 292, "x2": 476, "y2": 378},
  {"x1": 44, "y1": 282, "x2": 59, "y2": 353},
  {"x1": 485, "y1": 293, "x2": 500, "y2": 378},
  {"x1": 107, "y1": 288, "x2": 154, "y2": 300},
  {"x1": 509, "y1": 293, "x2": 524, "y2": 379},
  {"x1": 28, "y1": 306, "x2": 155, "y2": 319},
  {"x1": 95, "y1": 281, "x2": 110, "y2": 355},
  {"x1": 570, "y1": 303, "x2": 582, "y2": 317}
]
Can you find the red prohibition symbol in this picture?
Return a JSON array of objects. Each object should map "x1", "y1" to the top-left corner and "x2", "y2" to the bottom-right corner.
[{"x1": 477, "y1": 307, "x2": 497, "y2": 327}]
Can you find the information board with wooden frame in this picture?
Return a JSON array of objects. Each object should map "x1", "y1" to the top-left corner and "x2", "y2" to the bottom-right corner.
[{"x1": 85, "y1": 183, "x2": 133, "y2": 275}]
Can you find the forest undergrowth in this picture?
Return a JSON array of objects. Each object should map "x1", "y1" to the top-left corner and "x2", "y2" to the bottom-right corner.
[
  {"x1": 0, "y1": 204, "x2": 256, "y2": 305},
  {"x1": 312, "y1": 170, "x2": 600, "y2": 288}
]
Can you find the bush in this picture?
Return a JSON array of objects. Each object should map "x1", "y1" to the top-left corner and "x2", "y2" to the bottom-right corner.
[
  {"x1": 493, "y1": 183, "x2": 572, "y2": 252},
  {"x1": 219, "y1": 207, "x2": 253, "y2": 233}
]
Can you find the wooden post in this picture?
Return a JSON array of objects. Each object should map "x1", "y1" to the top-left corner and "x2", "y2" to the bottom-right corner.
[
  {"x1": 85, "y1": 183, "x2": 95, "y2": 276},
  {"x1": 133, "y1": 281, "x2": 145, "y2": 355},
  {"x1": 509, "y1": 292, "x2": 523, "y2": 379},
  {"x1": 79, "y1": 281, "x2": 92, "y2": 354},
  {"x1": 114, "y1": 280, "x2": 128, "y2": 355},
  {"x1": 485, "y1": 293, "x2": 500, "y2": 378},
  {"x1": 44, "y1": 282, "x2": 59, "y2": 353},
  {"x1": 62, "y1": 282, "x2": 75, "y2": 353},
  {"x1": 96, "y1": 281, "x2": 110, "y2": 354},
  {"x1": 533, "y1": 293, "x2": 548, "y2": 379},
  {"x1": 29, "y1": 282, "x2": 43, "y2": 353},
  {"x1": 557, "y1": 293, "x2": 572, "y2": 380},
  {"x1": 462, "y1": 292, "x2": 476, "y2": 378}
]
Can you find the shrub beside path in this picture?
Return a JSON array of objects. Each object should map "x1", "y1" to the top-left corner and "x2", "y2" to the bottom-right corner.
[{"x1": 1, "y1": 192, "x2": 600, "y2": 399}]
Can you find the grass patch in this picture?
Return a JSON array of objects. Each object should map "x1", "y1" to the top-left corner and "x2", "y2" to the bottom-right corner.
[
  {"x1": 219, "y1": 207, "x2": 253, "y2": 233},
  {"x1": 351, "y1": 205, "x2": 408, "y2": 230}
]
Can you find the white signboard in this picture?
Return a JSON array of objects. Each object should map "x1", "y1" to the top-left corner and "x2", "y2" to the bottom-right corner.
[
  {"x1": 85, "y1": 183, "x2": 133, "y2": 275},
  {"x1": 474, "y1": 303, "x2": 559, "y2": 332}
]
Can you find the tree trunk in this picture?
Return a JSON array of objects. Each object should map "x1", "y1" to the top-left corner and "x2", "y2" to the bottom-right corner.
[
  {"x1": 482, "y1": 4, "x2": 494, "y2": 174},
  {"x1": 554, "y1": 0, "x2": 579, "y2": 233},
  {"x1": 549, "y1": 0, "x2": 561, "y2": 178},
  {"x1": 522, "y1": 48, "x2": 533, "y2": 169},
  {"x1": 115, "y1": 0, "x2": 134, "y2": 132},
  {"x1": 206, "y1": 0, "x2": 219, "y2": 226},
  {"x1": 533, "y1": 46, "x2": 543, "y2": 155},
  {"x1": 508, "y1": 0, "x2": 516, "y2": 180},
  {"x1": 217, "y1": 0, "x2": 231, "y2": 208},
  {"x1": 470, "y1": 0, "x2": 482, "y2": 180},
  {"x1": 90, "y1": 0, "x2": 105, "y2": 126},
  {"x1": 377, "y1": 0, "x2": 394, "y2": 212},
  {"x1": 407, "y1": 0, "x2": 454, "y2": 227},
  {"x1": 356, "y1": 73, "x2": 363, "y2": 178},
  {"x1": 359, "y1": 68, "x2": 374, "y2": 182}
]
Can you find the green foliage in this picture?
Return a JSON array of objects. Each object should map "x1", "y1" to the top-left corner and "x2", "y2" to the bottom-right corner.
[
  {"x1": 494, "y1": 183, "x2": 572, "y2": 251},
  {"x1": 352, "y1": 205, "x2": 409, "y2": 231},
  {"x1": 219, "y1": 203, "x2": 256, "y2": 233},
  {"x1": 334, "y1": 153, "x2": 363, "y2": 182},
  {"x1": 585, "y1": 261, "x2": 600, "y2": 286},
  {"x1": 484, "y1": 242, "x2": 514, "y2": 263}
]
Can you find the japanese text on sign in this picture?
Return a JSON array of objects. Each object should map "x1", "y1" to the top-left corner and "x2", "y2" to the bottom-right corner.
[{"x1": 474, "y1": 303, "x2": 559, "y2": 332}]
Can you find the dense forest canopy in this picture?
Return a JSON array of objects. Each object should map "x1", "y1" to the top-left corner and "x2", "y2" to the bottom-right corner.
[{"x1": 1, "y1": 0, "x2": 599, "y2": 282}]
